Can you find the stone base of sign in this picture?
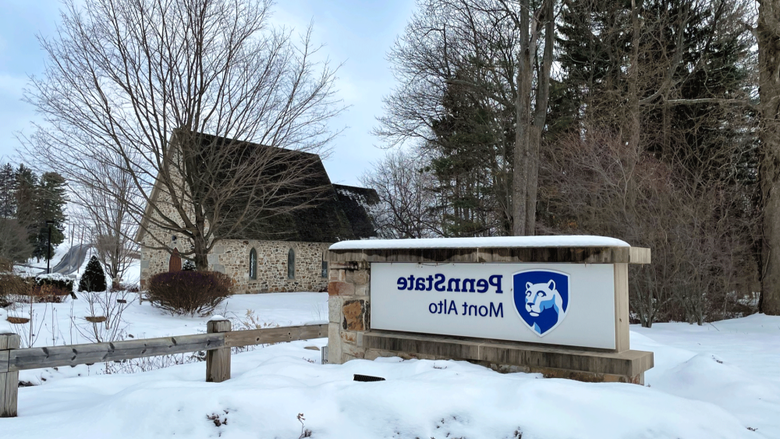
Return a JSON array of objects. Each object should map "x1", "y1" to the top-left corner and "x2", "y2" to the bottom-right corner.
[{"x1": 362, "y1": 331, "x2": 652, "y2": 384}]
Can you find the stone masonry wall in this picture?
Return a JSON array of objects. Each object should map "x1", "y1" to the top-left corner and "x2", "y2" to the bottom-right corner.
[
  {"x1": 140, "y1": 178, "x2": 192, "y2": 288},
  {"x1": 141, "y1": 235, "x2": 330, "y2": 293},
  {"x1": 209, "y1": 240, "x2": 330, "y2": 293},
  {"x1": 327, "y1": 261, "x2": 371, "y2": 363}
]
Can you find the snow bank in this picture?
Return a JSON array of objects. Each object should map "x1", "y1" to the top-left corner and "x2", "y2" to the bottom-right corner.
[
  {"x1": 2, "y1": 294, "x2": 777, "y2": 438},
  {"x1": 2, "y1": 342, "x2": 755, "y2": 439}
]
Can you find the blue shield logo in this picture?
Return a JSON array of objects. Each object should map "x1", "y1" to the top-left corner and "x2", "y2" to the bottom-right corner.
[{"x1": 513, "y1": 270, "x2": 570, "y2": 336}]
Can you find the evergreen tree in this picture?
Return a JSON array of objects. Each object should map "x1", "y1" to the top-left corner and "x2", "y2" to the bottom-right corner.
[
  {"x1": 0, "y1": 218, "x2": 33, "y2": 263},
  {"x1": 0, "y1": 164, "x2": 17, "y2": 219},
  {"x1": 426, "y1": 72, "x2": 513, "y2": 236},
  {"x1": 546, "y1": 0, "x2": 757, "y2": 326},
  {"x1": 15, "y1": 164, "x2": 39, "y2": 258},
  {"x1": 79, "y1": 255, "x2": 107, "y2": 292},
  {"x1": 32, "y1": 172, "x2": 68, "y2": 261},
  {"x1": 13, "y1": 166, "x2": 69, "y2": 261}
]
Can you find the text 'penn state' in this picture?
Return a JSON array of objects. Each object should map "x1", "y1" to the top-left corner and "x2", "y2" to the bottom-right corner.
[{"x1": 396, "y1": 274, "x2": 503, "y2": 294}]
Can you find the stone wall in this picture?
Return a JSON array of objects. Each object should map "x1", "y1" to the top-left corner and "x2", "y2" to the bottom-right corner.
[
  {"x1": 327, "y1": 261, "x2": 371, "y2": 363},
  {"x1": 139, "y1": 178, "x2": 193, "y2": 287},
  {"x1": 209, "y1": 240, "x2": 330, "y2": 293},
  {"x1": 141, "y1": 237, "x2": 330, "y2": 293},
  {"x1": 138, "y1": 176, "x2": 331, "y2": 293}
]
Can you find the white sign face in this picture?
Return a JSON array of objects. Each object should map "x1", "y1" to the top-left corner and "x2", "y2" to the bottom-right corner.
[{"x1": 370, "y1": 263, "x2": 616, "y2": 350}]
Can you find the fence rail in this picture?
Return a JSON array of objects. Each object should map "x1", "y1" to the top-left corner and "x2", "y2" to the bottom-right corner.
[
  {"x1": 0, "y1": 320, "x2": 327, "y2": 417},
  {"x1": 4, "y1": 333, "x2": 226, "y2": 372}
]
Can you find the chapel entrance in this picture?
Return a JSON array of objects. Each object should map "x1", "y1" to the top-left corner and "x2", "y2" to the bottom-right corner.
[{"x1": 169, "y1": 248, "x2": 182, "y2": 272}]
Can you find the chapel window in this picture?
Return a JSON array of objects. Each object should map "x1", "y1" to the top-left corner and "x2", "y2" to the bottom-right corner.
[
  {"x1": 249, "y1": 248, "x2": 257, "y2": 280},
  {"x1": 287, "y1": 248, "x2": 295, "y2": 279}
]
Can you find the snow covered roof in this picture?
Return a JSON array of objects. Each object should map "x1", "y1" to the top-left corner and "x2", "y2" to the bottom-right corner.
[{"x1": 330, "y1": 235, "x2": 631, "y2": 251}]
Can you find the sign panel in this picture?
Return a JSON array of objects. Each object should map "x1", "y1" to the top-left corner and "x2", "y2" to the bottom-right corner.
[{"x1": 370, "y1": 263, "x2": 616, "y2": 350}]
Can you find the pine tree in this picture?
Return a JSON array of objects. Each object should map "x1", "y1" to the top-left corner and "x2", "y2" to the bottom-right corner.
[
  {"x1": 32, "y1": 172, "x2": 68, "y2": 261},
  {"x1": 10, "y1": 166, "x2": 69, "y2": 261},
  {"x1": 0, "y1": 164, "x2": 17, "y2": 219},
  {"x1": 15, "y1": 164, "x2": 39, "y2": 259},
  {"x1": 79, "y1": 255, "x2": 107, "y2": 292},
  {"x1": 426, "y1": 72, "x2": 512, "y2": 236}
]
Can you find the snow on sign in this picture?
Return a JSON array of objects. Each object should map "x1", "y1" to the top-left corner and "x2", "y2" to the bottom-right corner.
[{"x1": 370, "y1": 262, "x2": 617, "y2": 350}]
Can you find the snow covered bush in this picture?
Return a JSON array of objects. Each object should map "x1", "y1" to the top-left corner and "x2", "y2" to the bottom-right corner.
[
  {"x1": 29, "y1": 284, "x2": 68, "y2": 303},
  {"x1": 146, "y1": 271, "x2": 233, "y2": 316},
  {"x1": 35, "y1": 273, "x2": 74, "y2": 295},
  {"x1": 79, "y1": 256, "x2": 107, "y2": 292}
]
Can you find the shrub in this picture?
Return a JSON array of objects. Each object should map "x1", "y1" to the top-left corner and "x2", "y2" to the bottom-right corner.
[
  {"x1": 146, "y1": 270, "x2": 233, "y2": 316},
  {"x1": 0, "y1": 258, "x2": 31, "y2": 307},
  {"x1": 29, "y1": 284, "x2": 69, "y2": 303},
  {"x1": 35, "y1": 273, "x2": 74, "y2": 294},
  {"x1": 79, "y1": 256, "x2": 107, "y2": 292}
]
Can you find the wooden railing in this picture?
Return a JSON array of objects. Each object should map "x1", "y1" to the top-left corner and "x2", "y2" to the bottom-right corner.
[{"x1": 0, "y1": 319, "x2": 327, "y2": 417}]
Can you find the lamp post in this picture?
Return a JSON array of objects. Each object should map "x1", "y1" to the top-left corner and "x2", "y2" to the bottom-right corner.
[{"x1": 46, "y1": 220, "x2": 54, "y2": 274}]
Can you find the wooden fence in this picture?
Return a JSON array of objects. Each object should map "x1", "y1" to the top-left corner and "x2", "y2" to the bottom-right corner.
[{"x1": 0, "y1": 319, "x2": 327, "y2": 417}]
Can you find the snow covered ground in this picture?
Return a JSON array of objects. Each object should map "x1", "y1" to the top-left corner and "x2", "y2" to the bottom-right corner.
[{"x1": 1, "y1": 291, "x2": 777, "y2": 439}]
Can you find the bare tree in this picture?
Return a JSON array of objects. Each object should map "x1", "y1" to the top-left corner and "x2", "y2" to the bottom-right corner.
[
  {"x1": 543, "y1": 129, "x2": 758, "y2": 326},
  {"x1": 375, "y1": 0, "x2": 555, "y2": 236},
  {"x1": 360, "y1": 149, "x2": 442, "y2": 238},
  {"x1": 501, "y1": 0, "x2": 555, "y2": 236},
  {"x1": 77, "y1": 164, "x2": 139, "y2": 289},
  {"x1": 22, "y1": 0, "x2": 343, "y2": 270}
]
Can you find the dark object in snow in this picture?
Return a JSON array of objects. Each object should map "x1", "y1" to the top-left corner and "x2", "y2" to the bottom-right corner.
[
  {"x1": 353, "y1": 374, "x2": 385, "y2": 382},
  {"x1": 79, "y1": 256, "x2": 107, "y2": 292},
  {"x1": 84, "y1": 316, "x2": 106, "y2": 323}
]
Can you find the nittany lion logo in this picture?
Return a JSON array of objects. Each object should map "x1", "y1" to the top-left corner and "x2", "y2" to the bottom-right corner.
[{"x1": 513, "y1": 270, "x2": 569, "y2": 336}]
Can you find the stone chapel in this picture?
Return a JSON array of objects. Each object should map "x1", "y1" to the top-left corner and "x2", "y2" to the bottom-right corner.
[{"x1": 136, "y1": 132, "x2": 378, "y2": 293}]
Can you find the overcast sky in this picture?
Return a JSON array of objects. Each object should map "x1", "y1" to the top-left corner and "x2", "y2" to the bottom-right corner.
[{"x1": 0, "y1": 0, "x2": 417, "y2": 186}]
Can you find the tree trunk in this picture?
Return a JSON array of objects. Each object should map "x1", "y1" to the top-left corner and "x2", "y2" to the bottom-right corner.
[
  {"x1": 193, "y1": 235, "x2": 210, "y2": 271},
  {"x1": 525, "y1": 0, "x2": 554, "y2": 235},
  {"x1": 513, "y1": 0, "x2": 533, "y2": 236},
  {"x1": 759, "y1": 0, "x2": 780, "y2": 315},
  {"x1": 512, "y1": 0, "x2": 553, "y2": 237}
]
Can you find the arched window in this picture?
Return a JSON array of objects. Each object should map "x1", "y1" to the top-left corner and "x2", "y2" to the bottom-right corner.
[
  {"x1": 321, "y1": 251, "x2": 328, "y2": 278},
  {"x1": 287, "y1": 248, "x2": 295, "y2": 279},
  {"x1": 249, "y1": 248, "x2": 257, "y2": 280},
  {"x1": 169, "y1": 248, "x2": 181, "y2": 272}
]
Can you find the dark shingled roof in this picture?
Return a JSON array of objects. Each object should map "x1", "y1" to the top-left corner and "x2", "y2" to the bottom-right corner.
[
  {"x1": 188, "y1": 133, "x2": 378, "y2": 243},
  {"x1": 333, "y1": 184, "x2": 381, "y2": 239}
]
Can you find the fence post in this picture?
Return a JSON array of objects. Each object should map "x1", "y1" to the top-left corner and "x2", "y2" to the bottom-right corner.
[
  {"x1": 206, "y1": 319, "x2": 231, "y2": 383},
  {"x1": 0, "y1": 332, "x2": 20, "y2": 417}
]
